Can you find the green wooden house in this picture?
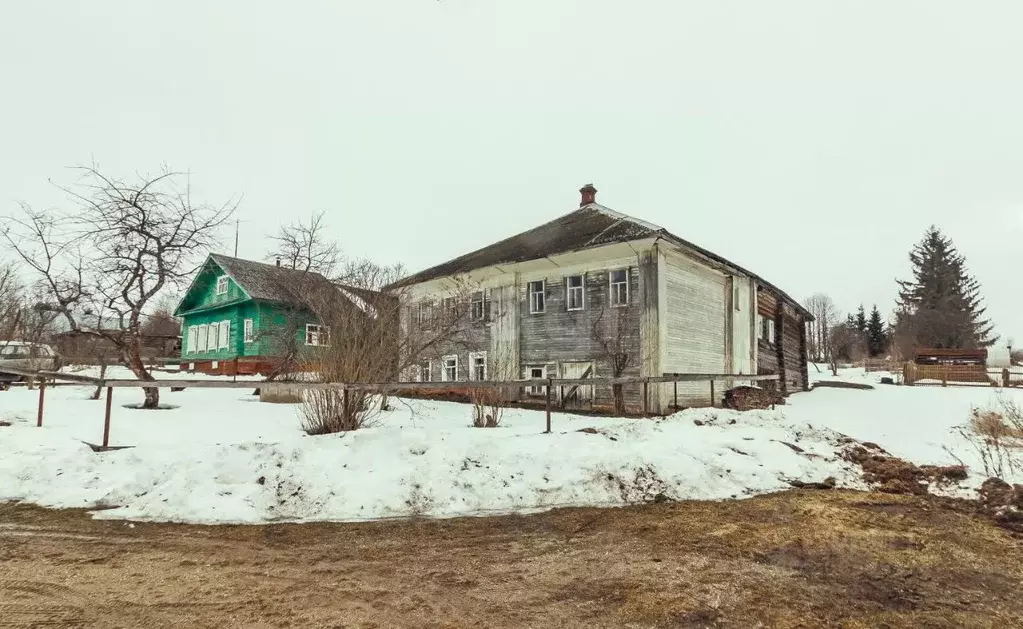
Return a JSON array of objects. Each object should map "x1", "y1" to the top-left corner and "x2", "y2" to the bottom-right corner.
[{"x1": 174, "y1": 254, "x2": 337, "y2": 374}]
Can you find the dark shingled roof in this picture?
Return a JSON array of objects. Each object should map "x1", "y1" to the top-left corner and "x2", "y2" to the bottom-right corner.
[
  {"x1": 209, "y1": 254, "x2": 338, "y2": 307},
  {"x1": 390, "y1": 203, "x2": 811, "y2": 319}
]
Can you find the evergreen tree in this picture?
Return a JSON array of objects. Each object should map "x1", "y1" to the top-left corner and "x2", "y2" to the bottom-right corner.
[
  {"x1": 855, "y1": 305, "x2": 867, "y2": 334},
  {"x1": 895, "y1": 226, "x2": 995, "y2": 349},
  {"x1": 866, "y1": 305, "x2": 886, "y2": 357}
]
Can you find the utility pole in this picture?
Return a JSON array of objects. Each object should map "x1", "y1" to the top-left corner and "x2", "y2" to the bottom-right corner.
[{"x1": 234, "y1": 219, "x2": 239, "y2": 257}]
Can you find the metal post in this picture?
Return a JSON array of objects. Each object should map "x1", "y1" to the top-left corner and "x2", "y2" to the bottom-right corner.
[
  {"x1": 545, "y1": 378, "x2": 552, "y2": 434},
  {"x1": 1004, "y1": 368, "x2": 1010, "y2": 388},
  {"x1": 643, "y1": 380, "x2": 649, "y2": 416},
  {"x1": 36, "y1": 378, "x2": 46, "y2": 427},
  {"x1": 673, "y1": 380, "x2": 678, "y2": 410},
  {"x1": 103, "y1": 386, "x2": 113, "y2": 448},
  {"x1": 560, "y1": 385, "x2": 565, "y2": 409},
  {"x1": 710, "y1": 379, "x2": 715, "y2": 407}
]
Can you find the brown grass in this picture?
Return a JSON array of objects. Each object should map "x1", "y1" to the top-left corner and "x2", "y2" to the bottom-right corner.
[
  {"x1": 971, "y1": 408, "x2": 1023, "y2": 442},
  {"x1": 2, "y1": 490, "x2": 1022, "y2": 628}
]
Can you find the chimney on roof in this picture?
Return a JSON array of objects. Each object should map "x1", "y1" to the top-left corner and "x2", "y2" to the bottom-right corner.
[
  {"x1": 275, "y1": 258, "x2": 281, "y2": 267},
  {"x1": 579, "y1": 183, "x2": 597, "y2": 206}
]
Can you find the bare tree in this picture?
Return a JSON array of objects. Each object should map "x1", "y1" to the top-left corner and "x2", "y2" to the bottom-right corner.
[
  {"x1": 802, "y1": 293, "x2": 839, "y2": 364},
  {"x1": 267, "y1": 211, "x2": 341, "y2": 275},
  {"x1": 591, "y1": 306, "x2": 632, "y2": 414},
  {"x1": 0, "y1": 263, "x2": 23, "y2": 343},
  {"x1": 2, "y1": 167, "x2": 235, "y2": 408}
]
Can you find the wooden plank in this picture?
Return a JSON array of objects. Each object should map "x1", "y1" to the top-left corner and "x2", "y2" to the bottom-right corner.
[{"x1": 0, "y1": 367, "x2": 104, "y2": 385}]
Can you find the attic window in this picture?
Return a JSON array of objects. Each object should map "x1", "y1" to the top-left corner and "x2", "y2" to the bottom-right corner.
[{"x1": 216, "y1": 276, "x2": 229, "y2": 295}]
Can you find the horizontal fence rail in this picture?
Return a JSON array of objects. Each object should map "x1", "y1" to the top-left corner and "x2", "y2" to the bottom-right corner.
[{"x1": 3, "y1": 366, "x2": 781, "y2": 446}]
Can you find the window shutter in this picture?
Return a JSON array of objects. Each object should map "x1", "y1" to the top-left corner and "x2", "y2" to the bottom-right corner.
[{"x1": 220, "y1": 320, "x2": 230, "y2": 349}]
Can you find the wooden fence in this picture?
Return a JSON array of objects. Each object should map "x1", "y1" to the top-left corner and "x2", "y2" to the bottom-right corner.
[{"x1": 1, "y1": 366, "x2": 779, "y2": 449}]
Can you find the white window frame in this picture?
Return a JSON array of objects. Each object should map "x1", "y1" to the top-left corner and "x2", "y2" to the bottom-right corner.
[
  {"x1": 566, "y1": 275, "x2": 584, "y2": 311},
  {"x1": 441, "y1": 354, "x2": 458, "y2": 382},
  {"x1": 218, "y1": 320, "x2": 230, "y2": 350},
  {"x1": 197, "y1": 324, "x2": 209, "y2": 353},
  {"x1": 243, "y1": 318, "x2": 254, "y2": 343},
  {"x1": 528, "y1": 280, "x2": 546, "y2": 314},
  {"x1": 758, "y1": 314, "x2": 776, "y2": 345},
  {"x1": 418, "y1": 301, "x2": 433, "y2": 326},
  {"x1": 216, "y1": 275, "x2": 229, "y2": 296},
  {"x1": 527, "y1": 365, "x2": 547, "y2": 396},
  {"x1": 609, "y1": 269, "x2": 629, "y2": 307},
  {"x1": 470, "y1": 291, "x2": 485, "y2": 321},
  {"x1": 187, "y1": 325, "x2": 197, "y2": 354},
  {"x1": 469, "y1": 351, "x2": 488, "y2": 381},
  {"x1": 305, "y1": 324, "x2": 330, "y2": 347}
]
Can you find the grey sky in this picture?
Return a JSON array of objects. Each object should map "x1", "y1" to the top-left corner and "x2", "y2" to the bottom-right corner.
[{"x1": 2, "y1": 1, "x2": 1021, "y2": 341}]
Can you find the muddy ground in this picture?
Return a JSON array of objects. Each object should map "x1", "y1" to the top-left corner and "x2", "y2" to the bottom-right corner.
[{"x1": 1, "y1": 490, "x2": 1021, "y2": 628}]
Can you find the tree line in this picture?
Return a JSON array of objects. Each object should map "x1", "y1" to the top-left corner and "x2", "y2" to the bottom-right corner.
[{"x1": 803, "y1": 225, "x2": 997, "y2": 370}]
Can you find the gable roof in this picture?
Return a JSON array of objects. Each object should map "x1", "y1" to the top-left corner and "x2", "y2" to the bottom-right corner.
[
  {"x1": 208, "y1": 254, "x2": 338, "y2": 306},
  {"x1": 389, "y1": 203, "x2": 811, "y2": 319}
]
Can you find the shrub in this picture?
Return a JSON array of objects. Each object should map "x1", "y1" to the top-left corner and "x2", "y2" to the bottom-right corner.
[
  {"x1": 950, "y1": 395, "x2": 1023, "y2": 480},
  {"x1": 300, "y1": 388, "x2": 377, "y2": 434},
  {"x1": 469, "y1": 387, "x2": 503, "y2": 428}
]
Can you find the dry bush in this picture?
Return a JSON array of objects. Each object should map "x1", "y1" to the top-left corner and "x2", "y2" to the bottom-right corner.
[
  {"x1": 301, "y1": 388, "x2": 378, "y2": 434},
  {"x1": 950, "y1": 395, "x2": 1023, "y2": 479},
  {"x1": 469, "y1": 387, "x2": 503, "y2": 428}
]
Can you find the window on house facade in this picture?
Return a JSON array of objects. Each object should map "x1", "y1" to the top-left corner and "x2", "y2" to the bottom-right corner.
[
  {"x1": 758, "y1": 314, "x2": 776, "y2": 345},
  {"x1": 216, "y1": 276, "x2": 229, "y2": 296},
  {"x1": 441, "y1": 355, "x2": 458, "y2": 382},
  {"x1": 418, "y1": 301, "x2": 434, "y2": 327},
  {"x1": 528, "y1": 280, "x2": 545, "y2": 314},
  {"x1": 609, "y1": 269, "x2": 628, "y2": 306},
  {"x1": 527, "y1": 365, "x2": 546, "y2": 395},
  {"x1": 243, "y1": 319, "x2": 254, "y2": 343},
  {"x1": 469, "y1": 351, "x2": 487, "y2": 381},
  {"x1": 417, "y1": 361, "x2": 432, "y2": 382},
  {"x1": 218, "y1": 320, "x2": 230, "y2": 350},
  {"x1": 566, "y1": 275, "x2": 584, "y2": 311},
  {"x1": 442, "y1": 296, "x2": 456, "y2": 317},
  {"x1": 470, "y1": 291, "x2": 485, "y2": 321},
  {"x1": 198, "y1": 324, "x2": 209, "y2": 353},
  {"x1": 305, "y1": 324, "x2": 330, "y2": 346}
]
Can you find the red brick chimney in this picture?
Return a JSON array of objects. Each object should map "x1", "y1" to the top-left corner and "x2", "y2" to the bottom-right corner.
[{"x1": 579, "y1": 183, "x2": 597, "y2": 206}]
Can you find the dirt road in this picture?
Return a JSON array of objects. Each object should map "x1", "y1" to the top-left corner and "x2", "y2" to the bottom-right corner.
[{"x1": 1, "y1": 490, "x2": 1021, "y2": 628}]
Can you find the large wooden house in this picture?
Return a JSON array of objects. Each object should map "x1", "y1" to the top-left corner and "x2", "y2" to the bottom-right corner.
[
  {"x1": 174, "y1": 254, "x2": 339, "y2": 374},
  {"x1": 389, "y1": 184, "x2": 812, "y2": 412}
]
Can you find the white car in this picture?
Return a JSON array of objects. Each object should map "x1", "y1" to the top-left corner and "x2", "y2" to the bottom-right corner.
[{"x1": 0, "y1": 341, "x2": 63, "y2": 387}]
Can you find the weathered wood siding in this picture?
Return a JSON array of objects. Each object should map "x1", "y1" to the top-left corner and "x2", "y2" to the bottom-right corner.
[
  {"x1": 731, "y1": 275, "x2": 755, "y2": 375},
  {"x1": 662, "y1": 252, "x2": 728, "y2": 405},
  {"x1": 755, "y1": 287, "x2": 809, "y2": 394},
  {"x1": 519, "y1": 261, "x2": 643, "y2": 408}
]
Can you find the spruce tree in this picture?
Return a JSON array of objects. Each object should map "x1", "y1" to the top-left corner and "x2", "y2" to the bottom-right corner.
[
  {"x1": 855, "y1": 305, "x2": 867, "y2": 334},
  {"x1": 866, "y1": 305, "x2": 886, "y2": 357},
  {"x1": 896, "y1": 226, "x2": 995, "y2": 349}
]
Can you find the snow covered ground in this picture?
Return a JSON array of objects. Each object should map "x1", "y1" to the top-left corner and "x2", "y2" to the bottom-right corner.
[{"x1": 0, "y1": 366, "x2": 1018, "y2": 524}]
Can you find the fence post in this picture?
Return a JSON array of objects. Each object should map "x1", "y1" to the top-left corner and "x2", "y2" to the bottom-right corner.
[
  {"x1": 560, "y1": 385, "x2": 565, "y2": 409},
  {"x1": 643, "y1": 380, "x2": 649, "y2": 416},
  {"x1": 102, "y1": 386, "x2": 113, "y2": 448},
  {"x1": 710, "y1": 379, "x2": 715, "y2": 407},
  {"x1": 36, "y1": 378, "x2": 46, "y2": 427},
  {"x1": 1003, "y1": 368, "x2": 1010, "y2": 388},
  {"x1": 673, "y1": 380, "x2": 678, "y2": 410},
  {"x1": 545, "y1": 378, "x2": 552, "y2": 434}
]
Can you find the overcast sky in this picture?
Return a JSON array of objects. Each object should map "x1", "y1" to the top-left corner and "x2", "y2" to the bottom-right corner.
[{"x1": 2, "y1": 1, "x2": 1021, "y2": 341}]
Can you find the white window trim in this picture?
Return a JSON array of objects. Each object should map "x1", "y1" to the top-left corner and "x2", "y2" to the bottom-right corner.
[
  {"x1": 186, "y1": 325, "x2": 197, "y2": 354},
  {"x1": 218, "y1": 320, "x2": 230, "y2": 350},
  {"x1": 470, "y1": 291, "x2": 485, "y2": 321},
  {"x1": 305, "y1": 323, "x2": 330, "y2": 347},
  {"x1": 528, "y1": 280, "x2": 546, "y2": 314},
  {"x1": 198, "y1": 324, "x2": 209, "y2": 353},
  {"x1": 566, "y1": 275, "x2": 585, "y2": 311},
  {"x1": 527, "y1": 365, "x2": 547, "y2": 396},
  {"x1": 469, "y1": 351, "x2": 488, "y2": 381},
  {"x1": 441, "y1": 354, "x2": 459, "y2": 382},
  {"x1": 243, "y1": 318, "x2": 254, "y2": 343},
  {"x1": 215, "y1": 275, "x2": 229, "y2": 296},
  {"x1": 609, "y1": 269, "x2": 629, "y2": 307}
]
